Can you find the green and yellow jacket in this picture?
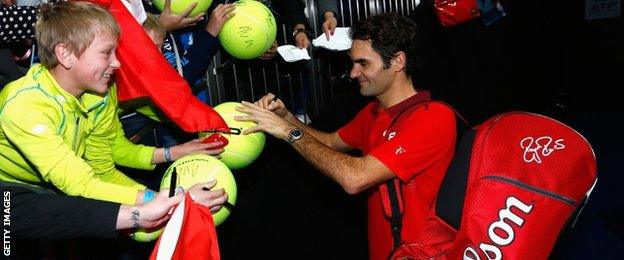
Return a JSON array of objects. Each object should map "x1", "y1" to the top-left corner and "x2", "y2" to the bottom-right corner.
[{"x1": 0, "y1": 64, "x2": 155, "y2": 204}]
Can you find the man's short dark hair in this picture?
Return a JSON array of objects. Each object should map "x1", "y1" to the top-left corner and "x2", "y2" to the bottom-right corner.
[{"x1": 350, "y1": 12, "x2": 423, "y2": 78}]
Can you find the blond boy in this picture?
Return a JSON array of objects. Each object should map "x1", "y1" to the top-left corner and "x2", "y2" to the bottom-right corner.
[{"x1": 0, "y1": 2, "x2": 218, "y2": 205}]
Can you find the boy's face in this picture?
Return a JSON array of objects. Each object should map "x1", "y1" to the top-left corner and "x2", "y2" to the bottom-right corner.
[{"x1": 70, "y1": 31, "x2": 120, "y2": 95}]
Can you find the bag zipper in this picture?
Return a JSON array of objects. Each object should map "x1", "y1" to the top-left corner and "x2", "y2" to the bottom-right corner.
[{"x1": 483, "y1": 175, "x2": 576, "y2": 206}]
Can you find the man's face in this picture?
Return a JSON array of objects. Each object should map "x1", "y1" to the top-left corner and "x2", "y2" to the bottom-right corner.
[
  {"x1": 349, "y1": 39, "x2": 394, "y2": 97},
  {"x1": 70, "y1": 31, "x2": 119, "y2": 95}
]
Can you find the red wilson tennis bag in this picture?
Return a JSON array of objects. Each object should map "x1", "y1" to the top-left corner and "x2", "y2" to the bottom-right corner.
[{"x1": 389, "y1": 112, "x2": 598, "y2": 259}]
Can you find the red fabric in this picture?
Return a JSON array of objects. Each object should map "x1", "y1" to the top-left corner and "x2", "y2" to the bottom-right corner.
[
  {"x1": 433, "y1": 0, "x2": 480, "y2": 27},
  {"x1": 337, "y1": 93, "x2": 456, "y2": 260},
  {"x1": 150, "y1": 193, "x2": 221, "y2": 260},
  {"x1": 391, "y1": 112, "x2": 598, "y2": 259},
  {"x1": 84, "y1": 0, "x2": 228, "y2": 133}
]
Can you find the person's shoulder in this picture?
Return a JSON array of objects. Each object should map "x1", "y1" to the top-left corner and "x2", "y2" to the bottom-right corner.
[
  {"x1": 406, "y1": 101, "x2": 456, "y2": 122},
  {"x1": 425, "y1": 101, "x2": 455, "y2": 114},
  {"x1": 0, "y1": 76, "x2": 44, "y2": 103}
]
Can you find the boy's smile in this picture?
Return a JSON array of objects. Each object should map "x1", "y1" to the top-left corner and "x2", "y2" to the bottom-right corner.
[{"x1": 66, "y1": 31, "x2": 120, "y2": 96}]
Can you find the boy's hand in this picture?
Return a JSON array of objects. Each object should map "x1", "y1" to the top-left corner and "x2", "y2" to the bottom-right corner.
[
  {"x1": 170, "y1": 138, "x2": 224, "y2": 161},
  {"x1": 206, "y1": 3, "x2": 236, "y2": 37},
  {"x1": 158, "y1": 0, "x2": 204, "y2": 31}
]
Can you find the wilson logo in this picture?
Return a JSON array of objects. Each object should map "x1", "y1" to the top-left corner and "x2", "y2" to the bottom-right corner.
[{"x1": 463, "y1": 196, "x2": 534, "y2": 260}]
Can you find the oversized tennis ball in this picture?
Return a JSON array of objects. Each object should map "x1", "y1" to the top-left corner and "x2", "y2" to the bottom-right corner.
[
  {"x1": 134, "y1": 104, "x2": 167, "y2": 123},
  {"x1": 218, "y1": 0, "x2": 277, "y2": 59},
  {"x1": 153, "y1": 0, "x2": 213, "y2": 17},
  {"x1": 202, "y1": 102, "x2": 265, "y2": 169},
  {"x1": 132, "y1": 227, "x2": 163, "y2": 242},
  {"x1": 160, "y1": 154, "x2": 237, "y2": 226}
]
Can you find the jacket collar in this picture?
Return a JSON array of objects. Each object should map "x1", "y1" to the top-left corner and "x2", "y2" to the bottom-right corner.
[{"x1": 30, "y1": 64, "x2": 109, "y2": 114}]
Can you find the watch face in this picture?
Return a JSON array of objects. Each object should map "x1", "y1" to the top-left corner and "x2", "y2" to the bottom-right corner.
[
  {"x1": 289, "y1": 128, "x2": 303, "y2": 142},
  {"x1": 292, "y1": 129, "x2": 303, "y2": 137}
]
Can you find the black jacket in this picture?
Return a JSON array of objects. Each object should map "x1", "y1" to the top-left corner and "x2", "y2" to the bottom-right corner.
[{"x1": 1, "y1": 184, "x2": 120, "y2": 240}]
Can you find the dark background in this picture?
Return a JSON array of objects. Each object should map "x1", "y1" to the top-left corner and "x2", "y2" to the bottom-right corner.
[{"x1": 218, "y1": 0, "x2": 624, "y2": 259}]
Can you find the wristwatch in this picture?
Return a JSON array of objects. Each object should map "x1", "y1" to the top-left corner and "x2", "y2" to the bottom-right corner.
[{"x1": 287, "y1": 128, "x2": 304, "y2": 144}]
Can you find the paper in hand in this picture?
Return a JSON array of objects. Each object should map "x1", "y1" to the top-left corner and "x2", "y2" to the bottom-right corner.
[
  {"x1": 312, "y1": 27, "x2": 352, "y2": 51},
  {"x1": 277, "y1": 45, "x2": 312, "y2": 62}
]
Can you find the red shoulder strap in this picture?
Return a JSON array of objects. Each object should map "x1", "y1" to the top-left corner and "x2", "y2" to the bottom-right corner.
[{"x1": 380, "y1": 100, "x2": 467, "y2": 255}]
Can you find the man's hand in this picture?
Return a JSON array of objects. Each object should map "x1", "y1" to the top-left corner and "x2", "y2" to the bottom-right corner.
[
  {"x1": 234, "y1": 101, "x2": 293, "y2": 140},
  {"x1": 259, "y1": 40, "x2": 278, "y2": 60},
  {"x1": 254, "y1": 93, "x2": 288, "y2": 118},
  {"x1": 158, "y1": 0, "x2": 204, "y2": 31},
  {"x1": 206, "y1": 3, "x2": 236, "y2": 37},
  {"x1": 188, "y1": 181, "x2": 228, "y2": 213},
  {"x1": 322, "y1": 12, "x2": 338, "y2": 40}
]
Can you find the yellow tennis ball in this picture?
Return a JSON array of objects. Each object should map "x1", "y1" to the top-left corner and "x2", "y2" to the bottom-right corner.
[
  {"x1": 132, "y1": 228, "x2": 163, "y2": 242},
  {"x1": 134, "y1": 104, "x2": 167, "y2": 123},
  {"x1": 153, "y1": 0, "x2": 213, "y2": 17},
  {"x1": 160, "y1": 154, "x2": 237, "y2": 226},
  {"x1": 206, "y1": 102, "x2": 266, "y2": 169},
  {"x1": 218, "y1": 0, "x2": 277, "y2": 59}
]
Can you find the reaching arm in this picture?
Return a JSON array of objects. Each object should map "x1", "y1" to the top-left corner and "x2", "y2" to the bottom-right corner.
[
  {"x1": 116, "y1": 189, "x2": 181, "y2": 230},
  {"x1": 317, "y1": 0, "x2": 339, "y2": 40},
  {"x1": 236, "y1": 100, "x2": 394, "y2": 194},
  {"x1": 289, "y1": 132, "x2": 395, "y2": 194},
  {"x1": 7, "y1": 185, "x2": 121, "y2": 240},
  {"x1": 251, "y1": 93, "x2": 350, "y2": 151},
  {"x1": 117, "y1": 181, "x2": 228, "y2": 230},
  {"x1": 272, "y1": 0, "x2": 310, "y2": 48},
  {"x1": 157, "y1": 0, "x2": 204, "y2": 31}
]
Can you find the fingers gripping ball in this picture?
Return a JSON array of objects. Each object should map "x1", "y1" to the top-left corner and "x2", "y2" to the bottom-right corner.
[
  {"x1": 204, "y1": 102, "x2": 266, "y2": 169},
  {"x1": 161, "y1": 154, "x2": 237, "y2": 226},
  {"x1": 132, "y1": 192, "x2": 165, "y2": 242},
  {"x1": 218, "y1": 0, "x2": 277, "y2": 59},
  {"x1": 153, "y1": 0, "x2": 213, "y2": 17}
]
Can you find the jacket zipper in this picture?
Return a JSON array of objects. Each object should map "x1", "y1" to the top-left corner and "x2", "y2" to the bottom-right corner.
[
  {"x1": 483, "y1": 175, "x2": 576, "y2": 206},
  {"x1": 72, "y1": 115, "x2": 81, "y2": 151}
]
